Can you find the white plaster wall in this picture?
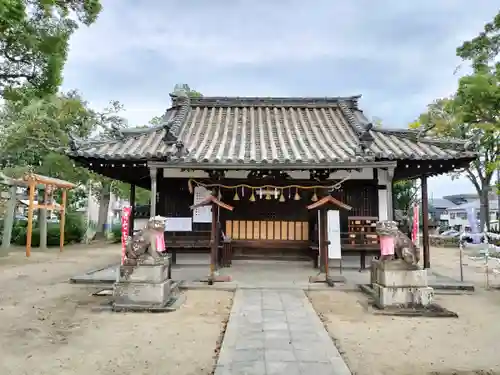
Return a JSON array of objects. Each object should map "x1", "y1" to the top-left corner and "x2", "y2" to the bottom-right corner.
[
  {"x1": 378, "y1": 189, "x2": 388, "y2": 221},
  {"x1": 376, "y1": 168, "x2": 394, "y2": 220}
]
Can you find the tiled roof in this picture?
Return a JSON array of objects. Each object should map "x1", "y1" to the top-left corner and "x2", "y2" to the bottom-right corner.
[
  {"x1": 430, "y1": 198, "x2": 457, "y2": 209},
  {"x1": 68, "y1": 94, "x2": 477, "y2": 166}
]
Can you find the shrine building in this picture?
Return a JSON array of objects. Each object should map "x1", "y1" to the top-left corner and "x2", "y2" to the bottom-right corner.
[{"x1": 67, "y1": 92, "x2": 476, "y2": 270}]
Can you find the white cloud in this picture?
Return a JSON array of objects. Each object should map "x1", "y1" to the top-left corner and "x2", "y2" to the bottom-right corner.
[{"x1": 61, "y1": 0, "x2": 498, "y2": 196}]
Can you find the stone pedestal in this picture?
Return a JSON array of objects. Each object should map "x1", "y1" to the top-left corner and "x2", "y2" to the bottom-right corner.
[
  {"x1": 113, "y1": 257, "x2": 177, "y2": 310},
  {"x1": 371, "y1": 259, "x2": 434, "y2": 309}
]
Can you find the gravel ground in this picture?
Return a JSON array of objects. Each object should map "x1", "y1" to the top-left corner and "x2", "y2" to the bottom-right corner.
[
  {"x1": 308, "y1": 289, "x2": 500, "y2": 375},
  {"x1": 0, "y1": 245, "x2": 233, "y2": 375},
  {"x1": 430, "y1": 246, "x2": 500, "y2": 288}
]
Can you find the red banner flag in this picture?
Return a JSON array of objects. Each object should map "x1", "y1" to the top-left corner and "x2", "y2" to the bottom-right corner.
[
  {"x1": 121, "y1": 207, "x2": 132, "y2": 265},
  {"x1": 412, "y1": 203, "x2": 419, "y2": 245}
]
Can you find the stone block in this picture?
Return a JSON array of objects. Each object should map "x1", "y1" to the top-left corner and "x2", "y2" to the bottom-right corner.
[
  {"x1": 374, "y1": 268, "x2": 428, "y2": 287},
  {"x1": 372, "y1": 283, "x2": 434, "y2": 308},
  {"x1": 113, "y1": 279, "x2": 174, "y2": 306},
  {"x1": 119, "y1": 262, "x2": 170, "y2": 283}
]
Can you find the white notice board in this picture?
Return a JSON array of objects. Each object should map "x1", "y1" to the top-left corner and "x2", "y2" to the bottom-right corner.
[
  {"x1": 164, "y1": 217, "x2": 192, "y2": 232},
  {"x1": 192, "y1": 186, "x2": 212, "y2": 223},
  {"x1": 327, "y1": 210, "x2": 342, "y2": 259}
]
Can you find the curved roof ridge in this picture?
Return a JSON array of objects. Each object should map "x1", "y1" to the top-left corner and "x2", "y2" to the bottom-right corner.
[{"x1": 187, "y1": 95, "x2": 362, "y2": 108}]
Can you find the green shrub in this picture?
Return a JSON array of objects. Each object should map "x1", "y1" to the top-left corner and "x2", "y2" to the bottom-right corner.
[
  {"x1": 10, "y1": 212, "x2": 86, "y2": 247},
  {"x1": 64, "y1": 212, "x2": 86, "y2": 244},
  {"x1": 429, "y1": 235, "x2": 459, "y2": 248},
  {"x1": 111, "y1": 224, "x2": 122, "y2": 243}
]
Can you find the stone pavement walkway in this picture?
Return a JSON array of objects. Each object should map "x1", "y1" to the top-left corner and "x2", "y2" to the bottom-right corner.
[{"x1": 215, "y1": 289, "x2": 351, "y2": 375}]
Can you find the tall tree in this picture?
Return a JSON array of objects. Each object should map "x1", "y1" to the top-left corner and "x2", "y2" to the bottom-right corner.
[
  {"x1": 0, "y1": 0, "x2": 102, "y2": 97},
  {"x1": 456, "y1": 11, "x2": 500, "y2": 71},
  {"x1": 456, "y1": 10, "x2": 500, "y2": 229},
  {"x1": 393, "y1": 180, "x2": 420, "y2": 233},
  {"x1": 412, "y1": 87, "x2": 499, "y2": 230},
  {"x1": 0, "y1": 89, "x2": 98, "y2": 247}
]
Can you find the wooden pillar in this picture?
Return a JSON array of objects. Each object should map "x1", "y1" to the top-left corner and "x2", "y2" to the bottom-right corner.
[
  {"x1": 421, "y1": 175, "x2": 430, "y2": 269},
  {"x1": 38, "y1": 187, "x2": 47, "y2": 249},
  {"x1": 319, "y1": 208, "x2": 329, "y2": 275},
  {"x1": 26, "y1": 181, "x2": 36, "y2": 257},
  {"x1": 149, "y1": 167, "x2": 157, "y2": 217},
  {"x1": 129, "y1": 184, "x2": 136, "y2": 236},
  {"x1": 209, "y1": 202, "x2": 217, "y2": 285},
  {"x1": 1, "y1": 185, "x2": 17, "y2": 253},
  {"x1": 60, "y1": 189, "x2": 67, "y2": 252}
]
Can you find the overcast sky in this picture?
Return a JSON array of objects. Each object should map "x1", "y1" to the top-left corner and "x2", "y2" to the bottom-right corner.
[{"x1": 61, "y1": 0, "x2": 499, "y2": 198}]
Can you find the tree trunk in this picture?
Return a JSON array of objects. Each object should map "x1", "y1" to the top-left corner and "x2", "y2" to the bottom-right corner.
[
  {"x1": 95, "y1": 183, "x2": 111, "y2": 239},
  {"x1": 1, "y1": 186, "x2": 17, "y2": 254},
  {"x1": 479, "y1": 188, "x2": 490, "y2": 232}
]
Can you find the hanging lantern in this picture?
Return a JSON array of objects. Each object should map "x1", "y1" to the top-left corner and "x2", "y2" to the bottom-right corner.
[
  {"x1": 249, "y1": 189, "x2": 256, "y2": 202},
  {"x1": 259, "y1": 188, "x2": 263, "y2": 199},
  {"x1": 279, "y1": 189, "x2": 286, "y2": 202},
  {"x1": 265, "y1": 190, "x2": 272, "y2": 200},
  {"x1": 233, "y1": 189, "x2": 240, "y2": 201},
  {"x1": 241, "y1": 186, "x2": 245, "y2": 198},
  {"x1": 274, "y1": 188, "x2": 279, "y2": 200},
  {"x1": 294, "y1": 188, "x2": 301, "y2": 201},
  {"x1": 311, "y1": 190, "x2": 318, "y2": 202}
]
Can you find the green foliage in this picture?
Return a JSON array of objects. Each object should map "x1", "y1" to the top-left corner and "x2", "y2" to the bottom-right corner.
[
  {"x1": 456, "y1": 11, "x2": 500, "y2": 71},
  {"x1": 0, "y1": 0, "x2": 102, "y2": 97},
  {"x1": 111, "y1": 224, "x2": 122, "y2": 243},
  {"x1": 10, "y1": 211, "x2": 86, "y2": 247},
  {"x1": 393, "y1": 180, "x2": 418, "y2": 214},
  {"x1": 413, "y1": 9, "x2": 500, "y2": 230}
]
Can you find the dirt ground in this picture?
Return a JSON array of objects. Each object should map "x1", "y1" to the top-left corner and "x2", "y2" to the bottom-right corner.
[
  {"x1": 310, "y1": 290, "x2": 500, "y2": 375},
  {"x1": 310, "y1": 246, "x2": 500, "y2": 375},
  {"x1": 430, "y1": 246, "x2": 500, "y2": 288},
  {"x1": 0, "y1": 245, "x2": 233, "y2": 375}
]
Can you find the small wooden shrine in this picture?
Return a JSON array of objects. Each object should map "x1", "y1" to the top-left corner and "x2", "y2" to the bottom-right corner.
[
  {"x1": 22, "y1": 173, "x2": 75, "y2": 256},
  {"x1": 67, "y1": 91, "x2": 477, "y2": 270}
]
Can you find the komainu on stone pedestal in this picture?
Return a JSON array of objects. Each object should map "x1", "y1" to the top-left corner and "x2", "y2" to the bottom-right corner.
[
  {"x1": 113, "y1": 216, "x2": 178, "y2": 311},
  {"x1": 121, "y1": 216, "x2": 167, "y2": 279},
  {"x1": 371, "y1": 220, "x2": 432, "y2": 309},
  {"x1": 375, "y1": 220, "x2": 420, "y2": 266}
]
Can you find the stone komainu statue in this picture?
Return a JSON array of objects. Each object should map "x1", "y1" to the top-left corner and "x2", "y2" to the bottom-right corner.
[
  {"x1": 376, "y1": 220, "x2": 420, "y2": 267},
  {"x1": 121, "y1": 216, "x2": 167, "y2": 278}
]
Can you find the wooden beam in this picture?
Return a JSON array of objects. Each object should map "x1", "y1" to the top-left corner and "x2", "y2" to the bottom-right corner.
[
  {"x1": 129, "y1": 184, "x2": 136, "y2": 236},
  {"x1": 25, "y1": 181, "x2": 36, "y2": 257},
  {"x1": 60, "y1": 189, "x2": 67, "y2": 252},
  {"x1": 23, "y1": 173, "x2": 76, "y2": 189},
  {"x1": 150, "y1": 167, "x2": 158, "y2": 216},
  {"x1": 319, "y1": 208, "x2": 329, "y2": 275},
  {"x1": 190, "y1": 195, "x2": 234, "y2": 211},
  {"x1": 209, "y1": 202, "x2": 217, "y2": 285},
  {"x1": 31, "y1": 204, "x2": 60, "y2": 210},
  {"x1": 307, "y1": 195, "x2": 352, "y2": 211},
  {"x1": 421, "y1": 175, "x2": 430, "y2": 269}
]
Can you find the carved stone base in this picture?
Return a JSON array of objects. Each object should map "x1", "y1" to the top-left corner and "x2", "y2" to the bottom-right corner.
[
  {"x1": 119, "y1": 262, "x2": 170, "y2": 283},
  {"x1": 371, "y1": 259, "x2": 434, "y2": 309},
  {"x1": 113, "y1": 258, "x2": 175, "y2": 310},
  {"x1": 372, "y1": 284, "x2": 434, "y2": 308},
  {"x1": 113, "y1": 279, "x2": 175, "y2": 307}
]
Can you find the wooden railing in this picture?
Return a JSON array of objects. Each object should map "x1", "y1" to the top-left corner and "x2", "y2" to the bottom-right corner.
[{"x1": 225, "y1": 220, "x2": 309, "y2": 241}]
